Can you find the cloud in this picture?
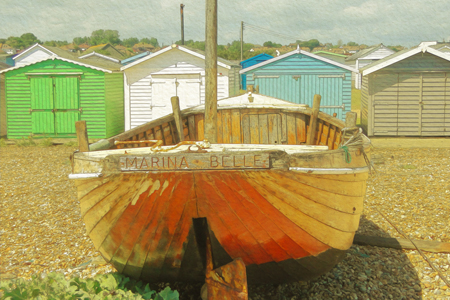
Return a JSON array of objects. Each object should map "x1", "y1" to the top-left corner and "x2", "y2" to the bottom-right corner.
[{"x1": 1, "y1": 0, "x2": 450, "y2": 47}]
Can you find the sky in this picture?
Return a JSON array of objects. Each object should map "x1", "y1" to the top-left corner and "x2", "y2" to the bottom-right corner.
[{"x1": 0, "y1": 0, "x2": 449, "y2": 47}]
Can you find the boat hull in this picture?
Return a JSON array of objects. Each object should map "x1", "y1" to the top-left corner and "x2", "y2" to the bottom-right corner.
[{"x1": 74, "y1": 147, "x2": 368, "y2": 283}]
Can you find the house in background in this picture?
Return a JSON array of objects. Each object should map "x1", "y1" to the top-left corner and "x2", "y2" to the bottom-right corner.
[
  {"x1": 121, "y1": 44, "x2": 240, "y2": 130},
  {"x1": 132, "y1": 43, "x2": 155, "y2": 54},
  {"x1": 360, "y1": 45, "x2": 450, "y2": 136},
  {"x1": 345, "y1": 44, "x2": 395, "y2": 89},
  {"x1": 0, "y1": 55, "x2": 124, "y2": 139},
  {"x1": 240, "y1": 49, "x2": 357, "y2": 120},
  {"x1": 1, "y1": 44, "x2": 16, "y2": 55},
  {"x1": 239, "y1": 53, "x2": 273, "y2": 90},
  {"x1": 83, "y1": 43, "x2": 124, "y2": 60}
]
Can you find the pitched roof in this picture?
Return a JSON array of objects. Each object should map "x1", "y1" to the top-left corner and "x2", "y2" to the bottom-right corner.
[
  {"x1": 84, "y1": 44, "x2": 124, "y2": 58},
  {"x1": 78, "y1": 51, "x2": 121, "y2": 63},
  {"x1": 13, "y1": 43, "x2": 79, "y2": 61},
  {"x1": 121, "y1": 51, "x2": 152, "y2": 65},
  {"x1": 313, "y1": 51, "x2": 347, "y2": 58},
  {"x1": 345, "y1": 44, "x2": 394, "y2": 62},
  {"x1": 0, "y1": 44, "x2": 123, "y2": 74},
  {"x1": 361, "y1": 46, "x2": 450, "y2": 76},
  {"x1": 240, "y1": 53, "x2": 273, "y2": 66},
  {"x1": 239, "y1": 48, "x2": 358, "y2": 74},
  {"x1": 121, "y1": 44, "x2": 237, "y2": 70}
]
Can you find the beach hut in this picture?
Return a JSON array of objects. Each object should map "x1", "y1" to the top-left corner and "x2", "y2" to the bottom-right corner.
[
  {"x1": 239, "y1": 53, "x2": 273, "y2": 89},
  {"x1": 345, "y1": 44, "x2": 395, "y2": 89},
  {"x1": 360, "y1": 46, "x2": 450, "y2": 136},
  {"x1": 0, "y1": 56, "x2": 124, "y2": 139},
  {"x1": 12, "y1": 44, "x2": 78, "y2": 67},
  {"x1": 121, "y1": 44, "x2": 240, "y2": 130},
  {"x1": 240, "y1": 48, "x2": 357, "y2": 119}
]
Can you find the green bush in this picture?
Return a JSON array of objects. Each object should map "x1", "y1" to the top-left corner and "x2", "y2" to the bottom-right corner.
[{"x1": 0, "y1": 272, "x2": 179, "y2": 300}]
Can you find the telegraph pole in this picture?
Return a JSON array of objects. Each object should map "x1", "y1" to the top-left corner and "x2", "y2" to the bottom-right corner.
[
  {"x1": 204, "y1": 0, "x2": 217, "y2": 143},
  {"x1": 180, "y1": 4, "x2": 185, "y2": 45},
  {"x1": 240, "y1": 21, "x2": 243, "y2": 61}
]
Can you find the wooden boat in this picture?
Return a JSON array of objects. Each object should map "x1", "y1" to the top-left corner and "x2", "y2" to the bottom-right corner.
[{"x1": 70, "y1": 92, "x2": 371, "y2": 284}]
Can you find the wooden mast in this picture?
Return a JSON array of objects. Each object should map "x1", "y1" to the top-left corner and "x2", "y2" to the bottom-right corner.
[{"x1": 204, "y1": 0, "x2": 218, "y2": 143}]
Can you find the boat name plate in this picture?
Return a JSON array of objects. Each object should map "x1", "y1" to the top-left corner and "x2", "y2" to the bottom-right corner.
[{"x1": 119, "y1": 153, "x2": 270, "y2": 171}]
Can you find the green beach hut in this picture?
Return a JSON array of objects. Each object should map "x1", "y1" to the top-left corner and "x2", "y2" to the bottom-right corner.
[{"x1": 0, "y1": 55, "x2": 124, "y2": 139}]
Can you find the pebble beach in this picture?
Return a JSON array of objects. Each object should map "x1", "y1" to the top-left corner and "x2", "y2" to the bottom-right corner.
[{"x1": 0, "y1": 143, "x2": 449, "y2": 299}]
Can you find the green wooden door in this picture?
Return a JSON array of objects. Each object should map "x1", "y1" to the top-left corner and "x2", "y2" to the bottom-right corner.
[
  {"x1": 54, "y1": 77, "x2": 80, "y2": 135},
  {"x1": 31, "y1": 77, "x2": 55, "y2": 135},
  {"x1": 30, "y1": 76, "x2": 80, "y2": 136}
]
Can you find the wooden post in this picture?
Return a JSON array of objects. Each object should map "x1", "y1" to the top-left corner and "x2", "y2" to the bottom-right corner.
[
  {"x1": 306, "y1": 94, "x2": 321, "y2": 145},
  {"x1": 345, "y1": 111, "x2": 357, "y2": 129},
  {"x1": 75, "y1": 121, "x2": 89, "y2": 152},
  {"x1": 180, "y1": 4, "x2": 185, "y2": 45},
  {"x1": 171, "y1": 96, "x2": 184, "y2": 142},
  {"x1": 204, "y1": 0, "x2": 218, "y2": 143}
]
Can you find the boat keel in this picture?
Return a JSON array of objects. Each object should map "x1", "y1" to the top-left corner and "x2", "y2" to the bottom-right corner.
[{"x1": 203, "y1": 228, "x2": 248, "y2": 300}]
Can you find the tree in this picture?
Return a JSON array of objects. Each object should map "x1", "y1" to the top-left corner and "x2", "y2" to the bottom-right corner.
[
  {"x1": 140, "y1": 37, "x2": 159, "y2": 48},
  {"x1": 299, "y1": 39, "x2": 320, "y2": 51},
  {"x1": 104, "y1": 30, "x2": 120, "y2": 45},
  {"x1": 73, "y1": 36, "x2": 89, "y2": 45},
  {"x1": 123, "y1": 37, "x2": 139, "y2": 47},
  {"x1": 263, "y1": 41, "x2": 281, "y2": 48},
  {"x1": 43, "y1": 40, "x2": 68, "y2": 47},
  {"x1": 90, "y1": 29, "x2": 120, "y2": 45},
  {"x1": 20, "y1": 33, "x2": 40, "y2": 48},
  {"x1": 346, "y1": 41, "x2": 359, "y2": 46},
  {"x1": 6, "y1": 36, "x2": 24, "y2": 49}
]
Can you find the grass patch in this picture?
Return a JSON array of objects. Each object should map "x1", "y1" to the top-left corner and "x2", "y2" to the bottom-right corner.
[
  {"x1": 39, "y1": 138, "x2": 54, "y2": 147},
  {"x1": 16, "y1": 137, "x2": 37, "y2": 147}
]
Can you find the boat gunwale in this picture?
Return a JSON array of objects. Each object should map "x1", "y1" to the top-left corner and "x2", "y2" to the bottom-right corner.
[{"x1": 91, "y1": 103, "x2": 345, "y2": 150}]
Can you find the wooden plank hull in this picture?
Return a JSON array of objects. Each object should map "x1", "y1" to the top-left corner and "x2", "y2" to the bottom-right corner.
[
  {"x1": 71, "y1": 95, "x2": 371, "y2": 283},
  {"x1": 72, "y1": 145, "x2": 369, "y2": 283}
]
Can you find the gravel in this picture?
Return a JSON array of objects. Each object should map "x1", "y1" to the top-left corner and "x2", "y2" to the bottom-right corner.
[{"x1": 1, "y1": 144, "x2": 449, "y2": 299}]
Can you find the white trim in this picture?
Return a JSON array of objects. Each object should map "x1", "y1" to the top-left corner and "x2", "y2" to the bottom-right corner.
[
  {"x1": 0, "y1": 55, "x2": 113, "y2": 74},
  {"x1": 68, "y1": 173, "x2": 103, "y2": 179},
  {"x1": 289, "y1": 166, "x2": 369, "y2": 174},
  {"x1": 124, "y1": 73, "x2": 131, "y2": 131},
  {"x1": 239, "y1": 49, "x2": 358, "y2": 74},
  {"x1": 121, "y1": 44, "x2": 231, "y2": 70},
  {"x1": 12, "y1": 43, "x2": 56, "y2": 60},
  {"x1": 79, "y1": 51, "x2": 120, "y2": 63},
  {"x1": 362, "y1": 46, "x2": 450, "y2": 76}
]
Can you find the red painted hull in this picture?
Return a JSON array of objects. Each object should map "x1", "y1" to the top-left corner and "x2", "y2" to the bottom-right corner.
[{"x1": 76, "y1": 165, "x2": 367, "y2": 283}]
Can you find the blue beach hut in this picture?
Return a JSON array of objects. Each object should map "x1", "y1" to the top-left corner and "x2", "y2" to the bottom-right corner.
[
  {"x1": 240, "y1": 49, "x2": 358, "y2": 119},
  {"x1": 239, "y1": 53, "x2": 273, "y2": 89}
]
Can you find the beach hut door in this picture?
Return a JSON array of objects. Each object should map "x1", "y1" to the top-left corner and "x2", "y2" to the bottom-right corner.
[
  {"x1": 151, "y1": 78, "x2": 177, "y2": 119},
  {"x1": 30, "y1": 76, "x2": 80, "y2": 136}
]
